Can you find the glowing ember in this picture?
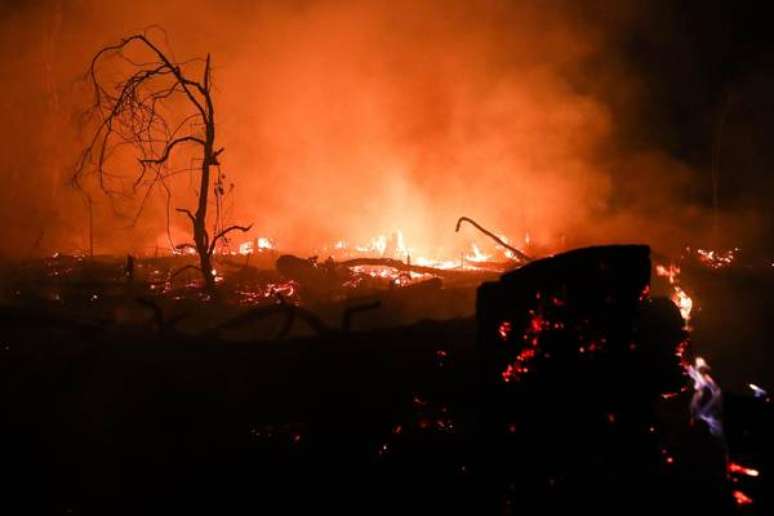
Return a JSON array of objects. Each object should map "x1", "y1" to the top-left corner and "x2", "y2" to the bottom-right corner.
[
  {"x1": 236, "y1": 280, "x2": 299, "y2": 304},
  {"x1": 655, "y1": 263, "x2": 681, "y2": 285},
  {"x1": 498, "y1": 321, "x2": 513, "y2": 341},
  {"x1": 732, "y1": 490, "x2": 753, "y2": 506},
  {"x1": 355, "y1": 234, "x2": 389, "y2": 256},
  {"x1": 495, "y1": 233, "x2": 524, "y2": 261},
  {"x1": 172, "y1": 246, "x2": 197, "y2": 256},
  {"x1": 671, "y1": 286, "x2": 693, "y2": 322},
  {"x1": 257, "y1": 237, "x2": 275, "y2": 250},
  {"x1": 655, "y1": 262, "x2": 695, "y2": 325},
  {"x1": 465, "y1": 243, "x2": 491, "y2": 262},
  {"x1": 696, "y1": 248, "x2": 737, "y2": 270},
  {"x1": 347, "y1": 264, "x2": 431, "y2": 285},
  {"x1": 413, "y1": 257, "x2": 460, "y2": 270},
  {"x1": 238, "y1": 236, "x2": 275, "y2": 255},
  {"x1": 728, "y1": 462, "x2": 760, "y2": 478},
  {"x1": 749, "y1": 383, "x2": 768, "y2": 399},
  {"x1": 659, "y1": 447, "x2": 674, "y2": 465},
  {"x1": 502, "y1": 310, "x2": 547, "y2": 383}
]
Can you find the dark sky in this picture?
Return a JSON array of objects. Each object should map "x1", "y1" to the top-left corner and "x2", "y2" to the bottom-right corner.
[{"x1": 612, "y1": 1, "x2": 774, "y2": 213}]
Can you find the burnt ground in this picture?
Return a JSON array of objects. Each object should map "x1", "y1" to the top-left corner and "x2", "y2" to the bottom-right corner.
[{"x1": 0, "y1": 247, "x2": 772, "y2": 515}]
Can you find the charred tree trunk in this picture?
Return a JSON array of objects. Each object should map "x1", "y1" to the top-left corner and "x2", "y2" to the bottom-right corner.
[
  {"x1": 74, "y1": 36, "x2": 251, "y2": 293},
  {"x1": 194, "y1": 55, "x2": 216, "y2": 292}
]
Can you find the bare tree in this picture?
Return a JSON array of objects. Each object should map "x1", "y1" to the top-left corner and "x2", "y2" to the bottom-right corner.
[{"x1": 73, "y1": 30, "x2": 251, "y2": 291}]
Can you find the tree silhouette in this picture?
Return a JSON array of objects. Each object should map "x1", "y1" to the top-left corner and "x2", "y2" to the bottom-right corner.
[{"x1": 73, "y1": 29, "x2": 250, "y2": 291}]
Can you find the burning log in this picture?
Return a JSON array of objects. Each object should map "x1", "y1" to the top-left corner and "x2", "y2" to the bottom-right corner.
[
  {"x1": 276, "y1": 254, "x2": 501, "y2": 295},
  {"x1": 342, "y1": 257, "x2": 447, "y2": 275},
  {"x1": 276, "y1": 254, "x2": 341, "y2": 289}
]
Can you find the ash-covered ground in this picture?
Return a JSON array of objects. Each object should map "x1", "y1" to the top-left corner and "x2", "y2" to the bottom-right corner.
[{"x1": 0, "y1": 246, "x2": 771, "y2": 514}]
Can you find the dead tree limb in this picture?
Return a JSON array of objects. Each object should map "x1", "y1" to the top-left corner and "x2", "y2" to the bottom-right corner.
[
  {"x1": 341, "y1": 257, "x2": 496, "y2": 278},
  {"x1": 208, "y1": 223, "x2": 253, "y2": 256},
  {"x1": 455, "y1": 216, "x2": 531, "y2": 262}
]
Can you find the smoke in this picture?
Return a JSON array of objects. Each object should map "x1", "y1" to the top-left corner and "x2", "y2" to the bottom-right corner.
[{"x1": 0, "y1": 0, "x2": 765, "y2": 259}]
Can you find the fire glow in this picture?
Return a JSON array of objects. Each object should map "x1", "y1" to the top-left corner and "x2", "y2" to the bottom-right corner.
[
  {"x1": 728, "y1": 462, "x2": 760, "y2": 478},
  {"x1": 655, "y1": 263, "x2": 694, "y2": 323},
  {"x1": 696, "y1": 248, "x2": 737, "y2": 270},
  {"x1": 237, "y1": 227, "x2": 523, "y2": 278}
]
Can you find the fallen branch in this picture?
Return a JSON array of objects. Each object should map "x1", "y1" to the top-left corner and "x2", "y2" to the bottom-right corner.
[
  {"x1": 455, "y1": 216, "x2": 531, "y2": 262},
  {"x1": 341, "y1": 257, "x2": 467, "y2": 277}
]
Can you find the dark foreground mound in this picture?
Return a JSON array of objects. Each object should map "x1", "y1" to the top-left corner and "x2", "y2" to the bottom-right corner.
[{"x1": 1, "y1": 246, "x2": 770, "y2": 514}]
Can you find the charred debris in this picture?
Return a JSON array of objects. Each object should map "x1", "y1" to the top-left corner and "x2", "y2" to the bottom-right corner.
[{"x1": 0, "y1": 244, "x2": 771, "y2": 514}]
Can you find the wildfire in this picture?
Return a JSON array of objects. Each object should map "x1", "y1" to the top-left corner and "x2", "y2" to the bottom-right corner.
[
  {"x1": 501, "y1": 310, "x2": 548, "y2": 383},
  {"x1": 655, "y1": 264, "x2": 680, "y2": 285},
  {"x1": 732, "y1": 490, "x2": 754, "y2": 506},
  {"x1": 172, "y1": 246, "x2": 197, "y2": 256},
  {"x1": 257, "y1": 237, "x2": 275, "y2": 250},
  {"x1": 356, "y1": 234, "x2": 389, "y2": 256},
  {"x1": 655, "y1": 263, "x2": 693, "y2": 324},
  {"x1": 465, "y1": 243, "x2": 491, "y2": 263},
  {"x1": 671, "y1": 286, "x2": 693, "y2": 322},
  {"x1": 728, "y1": 462, "x2": 760, "y2": 478},
  {"x1": 696, "y1": 248, "x2": 737, "y2": 270},
  {"x1": 749, "y1": 383, "x2": 769, "y2": 400},
  {"x1": 687, "y1": 357, "x2": 724, "y2": 437},
  {"x1": 234, "y1": 224, "x2": 528, "y2": 276},
  {"x1": 413, "y1": 257, "x2": 461, "y2": 270},
  {"x1": 238, "y1": 236, "x2": 275, "y2": 255}
]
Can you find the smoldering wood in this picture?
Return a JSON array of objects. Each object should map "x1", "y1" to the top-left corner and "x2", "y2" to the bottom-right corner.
[
  {"x1": 0, "y1": 244, "x2": 741, "y2": 513},
  {"x1": 275, "y1": 254, "x2": 502, "y2": 297}
]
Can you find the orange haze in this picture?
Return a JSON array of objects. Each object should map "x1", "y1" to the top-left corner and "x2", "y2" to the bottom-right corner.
[{"x1": 0, "y1": 0, "x2": 760, "y2": 260}]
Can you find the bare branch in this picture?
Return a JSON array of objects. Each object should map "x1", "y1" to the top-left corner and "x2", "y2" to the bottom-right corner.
[
  {"x1": 74, "y1": 32, "x2": 246, "y2": 293},
  {"x1": 455, "y1": 216, "x2": 532, "y2": 262},
  {"x1": 175, "y1": 207, "x2": 195, "y2": 223},
  {"x1": 208, "y1": 223, "x2": 253, "y2": 255},
  {"x1": 139, "y1": 136, "x2": 204, "y2": 166}
]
